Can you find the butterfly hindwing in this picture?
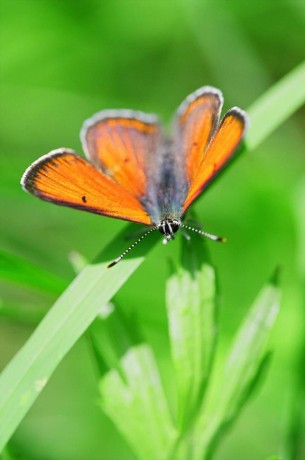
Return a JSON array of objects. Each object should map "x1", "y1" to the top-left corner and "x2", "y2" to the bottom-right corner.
[{"x1": 21, "y1": 148, "x2": 152, "y2": 225}]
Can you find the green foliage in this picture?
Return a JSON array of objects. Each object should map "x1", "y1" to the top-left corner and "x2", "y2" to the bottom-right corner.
[
  {"x1": 0, "y1": 61, "x2": 301, "y2": 453},
  {"x1": 0, "y1": 224, "x2": 158, "y2": 452},
  {"x1": 89, "y1": 236, "x2": 280, "y2": 460},
  {"x1": 1, "y1": 1, "x2": 305, "y2": 458}
]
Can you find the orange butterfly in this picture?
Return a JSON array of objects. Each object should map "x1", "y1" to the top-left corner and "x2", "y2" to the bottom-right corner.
[{"x1": 21, "y1": 87, "x2": 248, "y2": 267}]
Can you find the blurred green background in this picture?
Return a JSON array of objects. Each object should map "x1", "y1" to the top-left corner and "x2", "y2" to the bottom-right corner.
[{"x1": 0, "y1": 0, "x2": 304, "y2": 459}]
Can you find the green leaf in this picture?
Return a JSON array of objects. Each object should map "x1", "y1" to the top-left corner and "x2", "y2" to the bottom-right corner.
[
  {"x1": 284, "y1": 180, "x2": 305, "y2": 460},
  {"x1": 100, "y1": 344, "x2": 177, "y2": 460},
  {"x1": 166, "y1": 233, "x2": 217, "y2": 430},
  {"x1": 0, "y1": 224, "x2": 158, "y2": 452},
  {"x1": 293, "y1": 178, "x2": 305, "y2": 277},
  {"x1": 0, "y1": 248, "x2": 67, "y2": 295},
  {"x1": 192, "y1": 273, "x2": 281, "y2": 460},
  {"x1": 92, "y1": 304, "x2": 176, "y2": 459}
]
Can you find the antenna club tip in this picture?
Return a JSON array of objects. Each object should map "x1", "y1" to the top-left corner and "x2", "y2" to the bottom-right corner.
[
  {"x1": 218, "y1": 236, "x2": 227, "y2": 243},
  {"x1": 107, "y1": 259, "x2": 120, "y2": 268}
]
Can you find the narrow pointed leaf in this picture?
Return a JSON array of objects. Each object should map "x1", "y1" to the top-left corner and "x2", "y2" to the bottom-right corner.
[
  {"x1": 0, "y1": 249, "x2": 67, "y2": 295},
  {"x1": 100, "y1": 344, "x2": 177, "y2": 460},
  {"x1": 166, "y1": 234, "x2": 217, "y2": 430},
  {"x1": 193, "y1": 274, "x2": 281, "y2": 459}
]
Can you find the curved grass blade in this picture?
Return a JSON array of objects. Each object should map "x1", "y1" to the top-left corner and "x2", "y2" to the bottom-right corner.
[
  {"x1": 246, "y1": 60, "x2": 305, "y2": 150},
  {"x1": 0, "y1": 224, "x2": 159, "y2": 452},
  {"x1": 0, "y1": 249, "x2": 67, "y2": 295},
  {"x1": 0, "y1": 301, "x2": 44, "y2": 325}
]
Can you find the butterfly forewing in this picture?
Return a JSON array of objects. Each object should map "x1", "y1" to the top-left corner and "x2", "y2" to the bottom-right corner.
[
  {"x1": 21, "y1": 149, "x2": 152, "y2": 225},
  {"x1": 174, "y1": 87, "x2": 223, "y2": 185},
  {"x1": 183, "y1": 107, "x2": 247, "y2": 211},
  {"x1": 81, "y1": 110, "x2": 163, "y2": 198}
]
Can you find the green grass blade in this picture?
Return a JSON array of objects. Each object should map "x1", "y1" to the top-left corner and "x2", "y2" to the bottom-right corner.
[
  {"x1": 100, "y1": 344, "x2": 177, "y2": 460},
  {"x1": 265, "y1": 456, "x2": 281, "y2": 460},
  {"x1": 0, "y1": 248, "x2": 67, "y2": 295},
  {"x1": 0, "y1": 224, "x2": 158, "y2": 452},
  {"x1": 246, "y1": 60, "x2": 305, "y2": 150},
  {"x1": 0, "y1": 302, "x2": 44, "y2": 325},
  {"x1": 283, "y1": 179, "x2": 305, "y2": 460},
  {"x1": 166, "y1": 234, "x2": 217, "y2": 430},
  {"x1": 193, "y1": 273, "x2": 281, "y2": 460}
]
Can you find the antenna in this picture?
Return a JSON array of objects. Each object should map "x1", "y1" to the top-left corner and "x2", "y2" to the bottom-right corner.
[
  {"x1": 107, "y1": 226, "x2": 158, "y2": 268},
  {"x1": 181, "y1": 224, "x2": 227, "y2": 242}
]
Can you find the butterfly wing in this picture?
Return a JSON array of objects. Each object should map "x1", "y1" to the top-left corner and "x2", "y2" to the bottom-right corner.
[
  {"x1": 183, "y1": 107, "x2": 248, "y2": 211},
  {"x1": 21, "y1": 148, "x2": 152, "y2": 225},
  {"x1": 174, "y1": 86, "x2": 224, "y2": 185},
  {"x1": 81, "y1": 110, "x2": 163, "y2": 198}
]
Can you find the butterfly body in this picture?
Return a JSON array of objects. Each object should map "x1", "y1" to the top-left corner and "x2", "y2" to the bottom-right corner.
[
  {"x1": 141, "y1": 140, "x2": 188, "y2": 227},
  {"x1": 21, "y1": 86, "x2": 248, "y2": 266}
]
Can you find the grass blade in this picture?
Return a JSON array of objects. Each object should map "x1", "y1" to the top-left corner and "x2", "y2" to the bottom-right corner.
[
  {"x1": 0, "y1": 249, "x2": 67, "y2": 295},
  {"x1": 283, "y1": 179, "x2": 305, "y2": 460},
  {"x1": 246, "y1": 60, "x2": 305, "y2": 150},
  {"x1": 100, "y1": 344, "x2": 177, "y2": 460},
  {"x1": 193, "y1": 273, "x2": 281, "y2": 460},
  {"x1": 166, "y1": 234, "x2": 217, "y2": 430},
  {"x1": 0, "y1": 302, "x2": 44, "y2": 325},
  {"x1": 265, "y1": 456, "x2": 281, "y2": 460},
  {"x1": 0, "y1": 224, "x2": 158, "y2": 451}
]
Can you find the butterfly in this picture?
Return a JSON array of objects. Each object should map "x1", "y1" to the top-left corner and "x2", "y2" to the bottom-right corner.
[{"x1": 21, "y1": 86, "x2": 248, "y2": 267}]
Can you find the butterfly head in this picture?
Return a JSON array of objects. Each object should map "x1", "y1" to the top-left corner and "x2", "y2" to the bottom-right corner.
[{"x1": 158, "y1": 219, "x2": 181, "y2": 245}]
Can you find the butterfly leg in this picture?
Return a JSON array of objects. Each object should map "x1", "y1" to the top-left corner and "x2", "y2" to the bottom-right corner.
[
  {"x1": 180, "y1": 228, "x2": 191, "y2": 241},
  {"x1": 125, "y1": 227, "x2": 151, "y2": 240},
  {"x1": 185, "y1": 218, "x2": 203, "y2": 228}
]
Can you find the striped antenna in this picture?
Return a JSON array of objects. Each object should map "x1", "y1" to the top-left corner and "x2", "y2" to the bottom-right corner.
[
  {"x1": 107, "y1": 226, "x2": 158, "y2": 268},
  {"x1": 181, "y1": 224, "x2": 227, "y2": 242}
]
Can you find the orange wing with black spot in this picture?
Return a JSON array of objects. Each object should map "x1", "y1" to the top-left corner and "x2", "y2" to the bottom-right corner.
[
  {"x1": 81, "y1": 110, "x2": 163, "y2": 198},
  {"x1": 183, "y1": 107, "x2": 248, "y2": 211},
  {"x1": 21, "y1": 148, "x2": 152, "y2": 225}
]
